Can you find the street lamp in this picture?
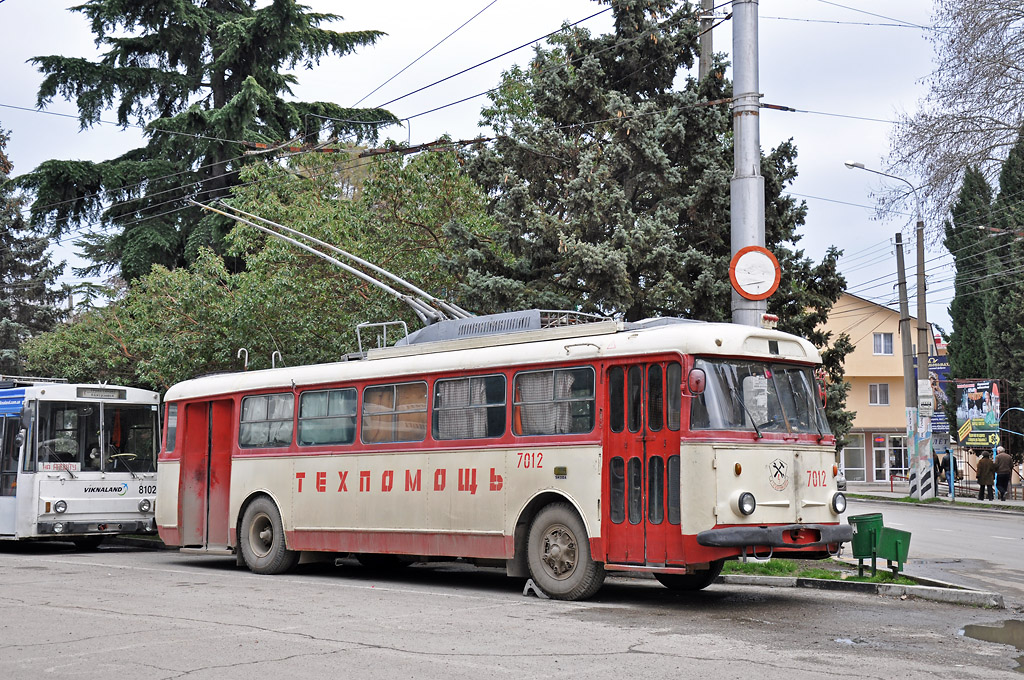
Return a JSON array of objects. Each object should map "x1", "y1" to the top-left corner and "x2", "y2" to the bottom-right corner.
[{"x1": 845, "y1": 161, "x2": 934, "y2": 500}]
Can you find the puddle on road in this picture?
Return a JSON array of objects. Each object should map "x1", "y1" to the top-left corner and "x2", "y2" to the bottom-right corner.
[{"x1": 962, "y1": 620, "x2": 1024, "y2": 673}]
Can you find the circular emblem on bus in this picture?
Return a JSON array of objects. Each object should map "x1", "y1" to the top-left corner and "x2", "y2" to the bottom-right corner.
[
  {"x1": 769, "y1": 458, "x2": 789, "y2": 491},
  {"x1": 119, "y1": 483, "x2": 128, "y2": 496}
]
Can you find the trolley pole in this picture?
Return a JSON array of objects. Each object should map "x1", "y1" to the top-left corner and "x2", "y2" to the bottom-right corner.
[{"x1": 730, "y1": 0, "x2": 766, "y2": 327}]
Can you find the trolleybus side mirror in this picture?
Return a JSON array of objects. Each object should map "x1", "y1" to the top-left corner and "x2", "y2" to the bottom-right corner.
[{"x1": 687, "y1": 368, "x2": 706, "y2": 395}]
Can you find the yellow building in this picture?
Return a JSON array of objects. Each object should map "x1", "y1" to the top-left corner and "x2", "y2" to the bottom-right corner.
[{"x1": 823, "y1": 293, "x2": 940, "y2": 483}]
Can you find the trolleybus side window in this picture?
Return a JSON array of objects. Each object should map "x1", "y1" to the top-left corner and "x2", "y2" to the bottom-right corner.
[
  {"x1": 362, "y1": 382, "x2": 428, "y2": 444},
  {"x1": 667, "y1": 454, "x2": 680, "y2": 525},
  {"x1": 627, "y1": 366, "x2": 642, "y2": 433},
  {"x1": 666, "y1": 362, "x2": 681, "y2": 431},
  {"x1": 1, "y1": 417, "x2": 18, "y2": 496},
  {"x1": 432, "y1": 375, "x2": 506, "y2": 440},
  {"x1": 648, "y1": 455, "x2": 664, "y2": 524},
  {"x1": 608, "y1": 367, "x2": 625, "y2": 433},
  {"x1": 627, "y1": 457, "x2": 642, "y2": 524},
  {"x1": 513, "y1": 367, "x2": 595, "y2": 436},
  {"x1": 239, "y1": 393, "x2": 295, "y2": 448},
  {"x1": 648, "y1": 365, "x2": 664, "y2": 432},
  {"x1": 165, "y1": 403, "x2": 178, "y2": 453},
  {"x1": 299, "y1": 388, "x2": 357, "y2": 446},
  {"x1": 609, "y1": 457, "x2": 625, "y2": 523}
]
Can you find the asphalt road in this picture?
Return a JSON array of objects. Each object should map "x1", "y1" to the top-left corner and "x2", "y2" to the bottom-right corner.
[
  {"x1": 1, "y1": 542, "x2": 1022, "y2": 679},
  {"x1": 847, "y1": 499, "x2": 1024, "y2": 602}
]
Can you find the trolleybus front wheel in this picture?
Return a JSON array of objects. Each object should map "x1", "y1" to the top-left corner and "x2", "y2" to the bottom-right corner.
[
  {"x1": 654, "y1": 560, "x2": 724, "y2": 591},
  {"x1": 239, "y1": 497, "x2": 299, "y2": 575},
  {"x1": 527, "y1": 503, "x2": 605, "y2": 601}
]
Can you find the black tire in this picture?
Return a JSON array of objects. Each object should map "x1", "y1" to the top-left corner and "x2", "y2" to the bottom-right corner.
[
  {"x1": 654, "y1": 560, "x2": 724, "y2": 591},
  {"x1": 72, "y1": 536, "x2": 104, "y2": 551},
  {"x1": 356, "y1": 554, "x2": 415, "y2": 569},
  {"x1": 527, "y1": 502, "x2": 605, "y2": 600},
  {"x1": 239, "y1": 496, "x2": 299, "y2": 575}
]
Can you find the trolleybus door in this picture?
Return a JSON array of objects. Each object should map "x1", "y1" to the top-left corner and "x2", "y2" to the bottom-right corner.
[
  {"x1": 179, "y1": 399, "x2": 233, "y2": 549},
  {"x1": 0, "y1": 415, "x2": 19, "y2": 535},
  {"x1": 604, "y1": 362, "x2": 681, "y2": 565}
]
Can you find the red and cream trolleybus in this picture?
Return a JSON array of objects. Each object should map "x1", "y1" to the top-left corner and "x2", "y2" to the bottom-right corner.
[
  {"x1": 0, "y1": 376, "x2": 160, "y2": 548},
  {"x1": 156, "y1": 310, "x2": 851, "y2": 600}
]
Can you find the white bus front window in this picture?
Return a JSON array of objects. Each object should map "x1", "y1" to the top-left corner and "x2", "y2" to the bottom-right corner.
[{"x1": 104, "y1": 404, "x2": 158, "y2": 473}]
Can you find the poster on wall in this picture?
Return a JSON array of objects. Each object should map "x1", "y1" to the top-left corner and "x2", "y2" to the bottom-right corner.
[{"x1": 954, "y1": 379, "x2": 1001, "y2": 448}]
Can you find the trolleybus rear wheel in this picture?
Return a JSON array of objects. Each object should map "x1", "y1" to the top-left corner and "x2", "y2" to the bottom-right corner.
[
  {"x1": 239, "y1": 497, "x2": 299, "y2": 575},
  {"x1": 654, "y1": 560, "x2": 724, "y2": 591},
  {"x1": 526, "y1": 503, "x2": 605, "y2": 600}
]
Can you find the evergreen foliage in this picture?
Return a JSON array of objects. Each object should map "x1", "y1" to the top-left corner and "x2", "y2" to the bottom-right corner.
[
  {"x1": 447, "y1": 0, "x2": 853, "y2": 443},
  {"x1": 18, "y1": 0, "x2": 397, "y2": 281},
  {"x1": 944, "y1": 167, "x2": 992, "y2": 379},
  {"x1": 0, "y1": 126, "x2": 66, "y2": 375}
]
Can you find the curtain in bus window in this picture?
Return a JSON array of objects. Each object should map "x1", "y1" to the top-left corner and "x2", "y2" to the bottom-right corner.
[
  {"x1": 394, "y1": 382, "x2": 427, "y2": 442},
  {"x1": 362, "y1": 386, "x2": 395, "y2": 444},
  {"x1": 239, "y1": 394, "x2": 294, "y2": 448},
  {"x1": 434, "y1": 377, "x2": 496, "y2": 440},
  {"x1": 515, "y1": 371, "x2": 558, "y2": 435}
]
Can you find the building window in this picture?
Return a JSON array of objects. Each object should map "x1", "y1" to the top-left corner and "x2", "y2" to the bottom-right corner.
[
  {"x1": 873, "y1": 332, "x2": 894, "y2": 355},
  {"x1": 869, "y1": 383, "x2": 889, "y2": 406},
  {"x1": 841, "y1": 433, "x2": 866, "y2": 482}
]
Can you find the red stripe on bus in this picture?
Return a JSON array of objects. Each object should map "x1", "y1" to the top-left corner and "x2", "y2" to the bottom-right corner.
[{"x1": 286, "y1": 529, "x2": 513, "y2": 559}]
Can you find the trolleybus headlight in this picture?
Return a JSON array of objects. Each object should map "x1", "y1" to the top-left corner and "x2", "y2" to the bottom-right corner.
[
  {"x1": 831, "y1": 492, "x2": 848, "y2": 514},
  {"x1": 138, "y1": 499, "x2": 152, "y2": 513},
  {"x1": 54, "y1": 500, "x2": 67, "y2": 514},
  {"x1": 53, "y1": 522, "x2": 64, "y2": 534},
  {"x1": 738, "y1": 492, "x2": 756, "y2": 516}
]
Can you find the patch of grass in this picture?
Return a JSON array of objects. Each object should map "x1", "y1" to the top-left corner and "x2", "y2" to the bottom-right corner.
[
  {"x1": 797, "y1": 567, "x2": 843, "y2": 580},
  {"x1": 722, "y1": 558, "x2": 801, "y2": 576},
  {"x1": 844, "y1": 571, "x2": 917, "y2": 586}
]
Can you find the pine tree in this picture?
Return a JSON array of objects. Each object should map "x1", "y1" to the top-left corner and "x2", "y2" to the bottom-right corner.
[
  {"x1": 447, "y1": 0, "x2": 853, "y2": 441},
  {"x1": 18, "y1": 0, "x2": 397, "y2": 281},
  {"x1": 944, "y1": 167, "x2": 993, "y2": 380},
  {"x1": 0, "y1": 126, "x2": 66, "y2": 374}
]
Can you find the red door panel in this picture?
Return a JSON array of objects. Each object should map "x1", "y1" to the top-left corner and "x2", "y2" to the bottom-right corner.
[
  {"x1": 179, "y1": 402, "x2": 209, "y2": 547},
  {"x1": 206, "y1": 400, "x2": 234, "y2": 549}
]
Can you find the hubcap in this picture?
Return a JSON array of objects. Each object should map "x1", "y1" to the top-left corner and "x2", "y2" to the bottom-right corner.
[
  {"x1": 249, "y1": 512, "x2": 273, "y2": 558},
  {"x1": 541, "y1": 523, "x2": 577, "y2": 580}
]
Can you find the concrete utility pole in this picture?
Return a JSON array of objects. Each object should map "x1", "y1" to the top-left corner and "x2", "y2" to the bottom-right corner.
[
  {"x1": 894, "y1": 232, "x2": 920, "y2": 491},
  {"x1": 730, "y1": 0, "x2": 766, "y2": 327},
  {"x1": 699, "y1": 0, "x2": 714, "y2": 80}
]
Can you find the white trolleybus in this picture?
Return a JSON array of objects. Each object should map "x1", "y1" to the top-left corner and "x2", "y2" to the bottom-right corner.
[
  {"x1": 0, "y1": 377, "x2": 160, "y2": 548},
  {"x1": 156, "y1": 310, "x2": 851, "y2": 600}
]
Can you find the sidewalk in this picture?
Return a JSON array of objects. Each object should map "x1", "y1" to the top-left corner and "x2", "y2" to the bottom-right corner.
[{"x1": 848, "y1": 481, "x2": 1024, "y2": 510}]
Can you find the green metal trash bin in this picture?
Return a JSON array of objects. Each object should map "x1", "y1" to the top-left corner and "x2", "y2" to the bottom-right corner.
[
  {"x1": 877, "y1": 526, "x2": 911, "y2": 574},
  {"x1": 848, "y1": 513, "x2": 883, "y2": 559}
]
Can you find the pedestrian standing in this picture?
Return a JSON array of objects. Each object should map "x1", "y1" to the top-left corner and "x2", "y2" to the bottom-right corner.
[
  {"x1": 945, "y1": 450, "x2": 957, "y2": 499},
  {"x1": 976, "y1": 450, "x2": 995, "y2": 501},
  {"x1": 994, "y1": 446, "x2": 1013, "y2": 501}
]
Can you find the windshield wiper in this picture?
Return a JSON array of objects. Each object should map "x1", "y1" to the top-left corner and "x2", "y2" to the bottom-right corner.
[
  {"x1": 729, "y1": 387, "x2": 763, "y2": 439},
  {"x1": 109, "y1": 453, "x2": 138, "y2": 479}
]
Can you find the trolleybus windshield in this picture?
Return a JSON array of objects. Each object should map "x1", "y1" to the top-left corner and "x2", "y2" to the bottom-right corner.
[
  {"x1": 30, "y1": 401, "x2": 158, "y2": 474},
  {"x1": 690, "y1": 358, "x2": 830, "y2": 435}
]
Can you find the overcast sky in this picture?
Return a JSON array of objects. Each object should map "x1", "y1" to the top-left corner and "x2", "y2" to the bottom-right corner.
[{"x1": 0, "y1": 0, "x2": 947, "y2": 334}]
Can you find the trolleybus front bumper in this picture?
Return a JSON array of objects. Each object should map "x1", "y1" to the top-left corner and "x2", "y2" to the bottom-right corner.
[
  {"x1": 697, "y1": 523, "x2": 852, "y2": 548},
  {"x1": 36, "y1": 519, "x2": 157, "y2": 536}
]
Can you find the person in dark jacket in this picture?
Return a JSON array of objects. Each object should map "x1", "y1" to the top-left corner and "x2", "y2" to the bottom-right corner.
[
  {"x1": 976, "y1": 450, "x2": 995, "y2": 501},
  {"x1": 994, "y1": 446, "x2": 1013, "y2": 501}
]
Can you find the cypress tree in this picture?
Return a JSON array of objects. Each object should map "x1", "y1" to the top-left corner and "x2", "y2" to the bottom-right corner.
[
  {"x1": 944, "y1": 166, "x2": 992, "y2": 380},
  {"x1": 18, "y1": 0, "x2": 396, "y2": 281},
  {"x1": 0, "y1": 126, "x2": 66, "y2": 374}
]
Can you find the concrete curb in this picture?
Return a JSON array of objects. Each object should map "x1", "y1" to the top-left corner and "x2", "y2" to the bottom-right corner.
[
  {"x1": 718, "y1": 573, "x2": 1004, "y2": 608},
  {"x1": 848, "y1": 494, "x2": 1024, "y2": 516}
]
